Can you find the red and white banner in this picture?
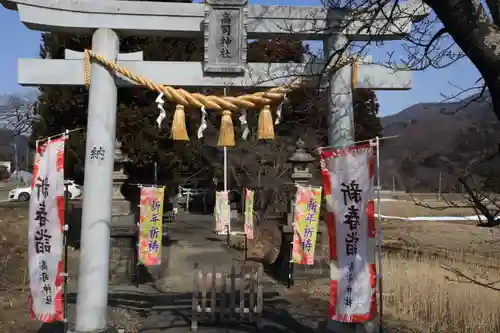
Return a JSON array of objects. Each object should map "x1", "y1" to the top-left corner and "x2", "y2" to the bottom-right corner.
[
  {"x1": 320, "y1": 144, "x2": 376, "y2": 323},
  {"x1": 28, "y1": 138, "x2": 66, "y2": 322}
]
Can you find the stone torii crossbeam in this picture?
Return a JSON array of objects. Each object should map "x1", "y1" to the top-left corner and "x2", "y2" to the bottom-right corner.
[{"x1": 2, "y1": 0, "x2": 429, "y2": 332}]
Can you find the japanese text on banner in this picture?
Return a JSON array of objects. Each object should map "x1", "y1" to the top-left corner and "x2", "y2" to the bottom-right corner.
[
  {"x1": 244, "y1": 189, "x2": 255, "y2": 239},
  {"x1": 292, "y1": 185, "x2": 322, "y2": 265},
  {"x1": 320, "y1": 145, "x2": 376, "y2": 323},
  {"x1": 138, "y1": 187, "x2": 165, "y2": 266},
  {"x1": 28, "y1": 138, "x2": 65, "y2": 322}
]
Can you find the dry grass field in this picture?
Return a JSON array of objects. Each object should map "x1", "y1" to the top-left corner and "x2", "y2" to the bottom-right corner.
[
  {"x1": 382, "y1": 251, "x2": 500, "y2": 333},
  {"x1": 378, "y1": 200, "x2": 500, "y2": 333},
  {"x1": 255, "y1": 197, "x2": 500, "y2": 333},
  {"x1": 0, "y1": 204, "x2": 41, "y2": 333}
]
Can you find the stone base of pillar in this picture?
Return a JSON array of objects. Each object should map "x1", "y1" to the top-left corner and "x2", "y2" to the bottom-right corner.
[
  {"x1": 318, "y1": 317, "x2": 380, "y2": 333},
  {"x1": 70, "y1": 326, "x2": 120, "y2": 333}
]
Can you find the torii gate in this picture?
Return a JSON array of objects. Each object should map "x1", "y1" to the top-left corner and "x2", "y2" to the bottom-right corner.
[{"x1": 2, "y1": 0, "x2": 429, "y2": 332}]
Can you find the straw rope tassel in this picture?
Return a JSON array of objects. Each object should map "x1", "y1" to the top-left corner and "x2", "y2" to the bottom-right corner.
[
  {"x1": 218, "y1": 110, "x2": 235, "y2": 147},
  {"x1": 171, "y1": 104, "x2": 189, "y2": 141},
  {"x1": 258, "y1": 105, "x2": 274, "y2": 140},
  {"x1": 351, "y1": 60, "x2": 358, "y2": 90}
]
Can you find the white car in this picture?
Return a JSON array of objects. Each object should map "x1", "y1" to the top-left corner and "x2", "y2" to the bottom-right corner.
[{"x1": 8, "y1": 180, "x2": 82, "y2": 202}]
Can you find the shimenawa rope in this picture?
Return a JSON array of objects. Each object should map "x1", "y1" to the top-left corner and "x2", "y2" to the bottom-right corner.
[{"x1": 82, "y1": 49, "x2": 354, "y2": 146}]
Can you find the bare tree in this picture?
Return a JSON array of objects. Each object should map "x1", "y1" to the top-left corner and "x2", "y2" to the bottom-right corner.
[
  {"x1": 315, "y1": 1, "x2": 500, "y2": 226},
  {"x1": 0, "y1": 94, "x2": 38, "y2": 135},
  {"x1": 414, "y1": 120, "x2": 500, "y2": 226}
]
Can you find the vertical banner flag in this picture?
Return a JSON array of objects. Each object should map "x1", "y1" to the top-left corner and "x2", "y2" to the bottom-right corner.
[
  {"x1": 244, "y1": 189, "x2": 255, "y2": 239},
  {"x1": 320, "y1": 145, "x2": 376, "y2": 323},
  {"x1": 214, "y1": 191, "x2": 222, "y2": 233},
  {"x1": 138, "y1": 186, "x2": 165, "y2": 266},
  {"x1": 28, "y1": 138, "x2": 65, "y2": 322},
  {"x1": 291, "y1": 185, "x2": 322, "y2": 265},
  {"x1": 219, "y1": 191, "x2": 230, "y2": 234}
]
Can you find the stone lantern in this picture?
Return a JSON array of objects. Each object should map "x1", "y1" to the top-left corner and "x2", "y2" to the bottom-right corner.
[
  {"x1": 112, "y1": 140, "x2": 131, "y2": 215},
  {"x1": 271, "y1": 138, "x2": 316, "y2": 287},
  {"x1": 286, "y1": 138, "x2": 315, "y2": 227}
]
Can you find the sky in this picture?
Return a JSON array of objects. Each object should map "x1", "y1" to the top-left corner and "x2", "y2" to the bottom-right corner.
[{"x1": 0, "y1": 0, "x2": 481, "y2": 117}]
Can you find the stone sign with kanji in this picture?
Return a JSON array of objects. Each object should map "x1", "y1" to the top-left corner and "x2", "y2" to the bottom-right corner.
[{"x1": 204, "y1": 0, "x2": 248, "y2": 74}]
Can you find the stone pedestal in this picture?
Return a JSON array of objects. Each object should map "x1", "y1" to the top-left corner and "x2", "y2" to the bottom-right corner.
[
  {"x1": 112, "y1": 168, "x2": 131, "y2": 216},
  {"x1": 230, "y1": 202, "x2": 239, "y2": 220},
  {"x1": 110, "y1": 142, "x2": 135, "y2": 233},
  {"x1": 270, "y1": 224, "x2": 294, "y2": 286},
  {"x1": 112, "y1": 170, "x2": 126, "y2": 200}
]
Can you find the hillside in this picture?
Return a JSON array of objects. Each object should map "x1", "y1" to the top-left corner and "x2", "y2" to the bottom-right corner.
[{"x1": 380, "y1": 92, "x2": 499, "y2": 192}]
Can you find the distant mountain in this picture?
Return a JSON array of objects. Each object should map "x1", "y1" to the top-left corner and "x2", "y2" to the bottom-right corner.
[
  {"x1": 0, "y1": 89, "x2": 38, "y2": 107},
  {"x1": 379, "y1": 92, "x2": 499, "y2": 192}
]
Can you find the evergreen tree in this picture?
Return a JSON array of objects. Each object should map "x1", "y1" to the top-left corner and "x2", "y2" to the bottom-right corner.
[{"x1": 353, "y1": 89, "x2": 382, "y2": 142}]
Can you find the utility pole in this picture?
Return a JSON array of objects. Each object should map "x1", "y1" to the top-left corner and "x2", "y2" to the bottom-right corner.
[
  {"x1": 10, "y1": 143, "x2": 18, "y2": 184},
  {"x1": 223, "y1": 87, "x2": 230, "y2": 235},
  {"x1": 392, "y1": 176, "x2": 395, "y2": 192}
]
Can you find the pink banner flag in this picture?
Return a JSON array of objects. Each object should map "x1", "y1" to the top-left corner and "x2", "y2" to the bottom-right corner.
[
  {"x1": 291, "y1": 185, "x2": 322, "y2": 265},
  {"x1": 320, "y1": 144, "x2": 376, "y2": 323},
  {"x1": 138, "y1": 186, "x2": 165, "y2": 266}
]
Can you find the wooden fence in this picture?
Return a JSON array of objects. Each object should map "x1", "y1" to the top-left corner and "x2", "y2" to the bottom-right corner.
[{"x1": 191, "y1": 264, "x2": 263, "y2": 331}]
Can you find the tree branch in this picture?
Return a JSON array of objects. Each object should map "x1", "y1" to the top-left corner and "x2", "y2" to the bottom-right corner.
[{"x1": 442, "y1": 264, "x2": 500, "y2": 291}]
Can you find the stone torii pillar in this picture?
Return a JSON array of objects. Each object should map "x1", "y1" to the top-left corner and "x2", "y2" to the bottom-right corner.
[{"x1": 75, "y1": 28, "x2": 119, "y2": 333}]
